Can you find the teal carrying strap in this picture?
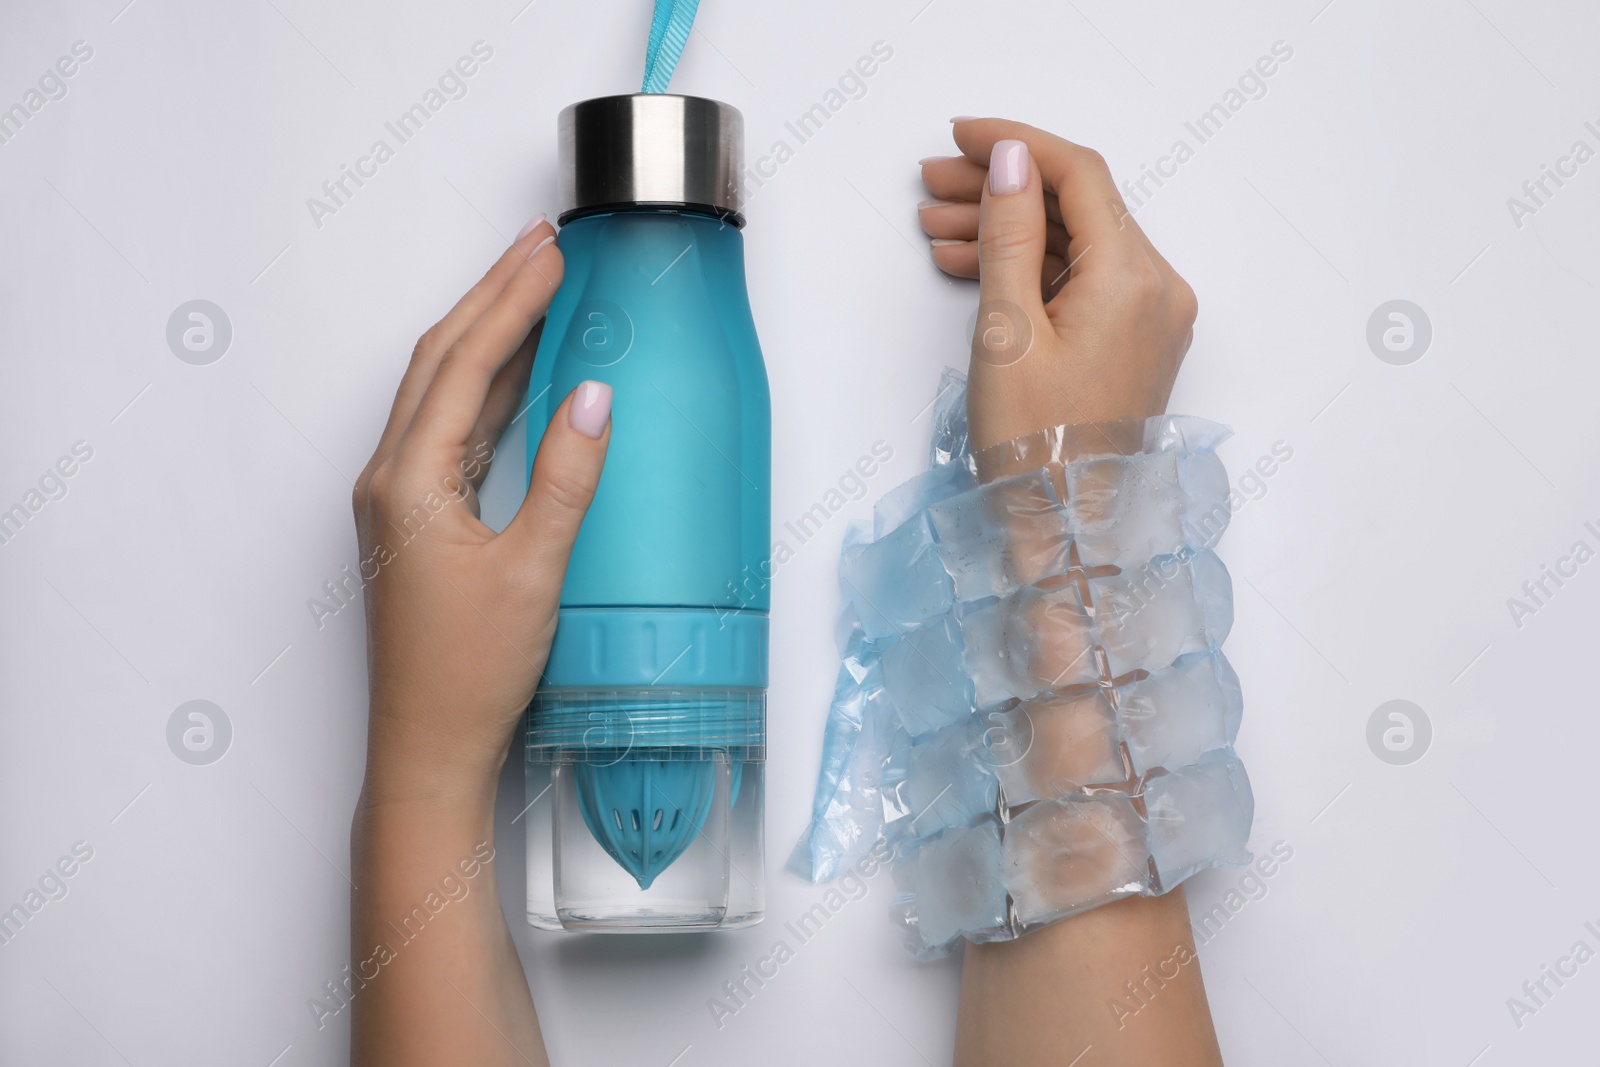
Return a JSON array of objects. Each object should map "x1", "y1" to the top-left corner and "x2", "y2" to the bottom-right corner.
[{"x1": 641, "y1": 0, "x2": 700, "y2": 93}]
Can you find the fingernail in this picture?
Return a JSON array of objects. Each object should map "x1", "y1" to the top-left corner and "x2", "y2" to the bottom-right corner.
[
  {"x1": 950, "y1": 115, "x2": 978, "y2": 123},
  {"x1": 569, "y1": 380, "x2": 612, "y2": 439},
  {"x1": 530, "y1": 234, "x2": 556, "y2": 256},
  {"x1": 919, "y1": 155, "x2": 954, "y2": 165},
  {"x1": 918, "y1": 198, "x2": 957, "y2": 210},
  {"x1": 989, "y1": 139, "x2": 1029, "y2": 196},
  {"x1": 931, "y1": 239, "x2": 966, "y2": 247},
  {"x1": 516, "y1": 213, "x2": 547, "y2": 241}
]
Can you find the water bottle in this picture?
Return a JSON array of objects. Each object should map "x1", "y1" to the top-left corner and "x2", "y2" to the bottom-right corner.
[{"x1": 522, "y1": 94, "x2": 770, "y2": 931}]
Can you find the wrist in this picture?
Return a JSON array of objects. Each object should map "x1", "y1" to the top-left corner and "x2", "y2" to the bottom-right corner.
[
  {"x1": 354, "y1": 785, "x2": 498, "y2": 842},
  {"x1": 361, "y1": 704, "x2": 508, "y2": 812},
  {"x1": 967, "y1": 368, "x2": 1171, "y2": 452}
]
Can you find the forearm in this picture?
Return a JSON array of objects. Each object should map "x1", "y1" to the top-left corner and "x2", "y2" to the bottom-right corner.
[
  {"x1": 959, "y1": 396, "x2": 1225, "y2": 1066},
  {"x1": 350, "y1": 751, "x2": 546, "y2": 1067},
  {"x1": 959, "y1": 377, "x2": 1227, "y2": 1066},
  {"x1": 343, "y1": 214, "x2": 598, "y2": 1066},
  {"x1": 962, "y1": 274, "x2": 1216, "y2": 1067},
  {"x1": 956, "y1": 889, "x2": 1222, "y2": 1067}
]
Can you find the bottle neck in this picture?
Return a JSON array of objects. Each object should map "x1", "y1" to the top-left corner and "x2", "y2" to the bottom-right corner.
[{"x1": 558, "y1": 203, "x2": 744, "y2": 229}]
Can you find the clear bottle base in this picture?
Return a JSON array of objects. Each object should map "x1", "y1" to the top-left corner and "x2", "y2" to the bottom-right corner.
[
  {"x1": 524, "y1": 697, "x2": 765, "y2": 934},
  {"x1": 524, "y1": 906, "x2": 765, "y2": 933}
]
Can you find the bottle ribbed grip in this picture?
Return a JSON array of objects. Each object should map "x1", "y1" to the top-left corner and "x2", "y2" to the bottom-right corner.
[
  {"x1": 527, "y1": 687, "x2": 766, "y2": 761},
  {"x1": 542, "y1": 609, "x2": 769, "y2": 689}
]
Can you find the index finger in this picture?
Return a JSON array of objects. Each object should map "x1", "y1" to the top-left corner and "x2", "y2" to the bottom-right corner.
[
  {"x1": 366, "y1": 218, "x2": 556, "y2": 474},
  {"x1": 398, "y1": 237, "x2": 565, "y2": 463}
]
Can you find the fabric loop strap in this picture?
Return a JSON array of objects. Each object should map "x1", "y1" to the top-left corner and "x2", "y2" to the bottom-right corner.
[{"x1": 642, "y1": 0, "x2": 700, "y2": 93}]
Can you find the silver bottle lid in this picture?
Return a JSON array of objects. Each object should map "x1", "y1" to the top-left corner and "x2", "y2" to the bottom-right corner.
[{"x1": 557, "y1": 94, "x2": 744, "y2": 226}]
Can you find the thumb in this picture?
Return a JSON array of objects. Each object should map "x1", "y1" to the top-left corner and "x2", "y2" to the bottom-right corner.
[
  {"x1": 501, "y1": 380, "x2": 612, "y2": 579},
  {"x1": 974, "y1": 138, "x2": 1047, "y2": 368}
]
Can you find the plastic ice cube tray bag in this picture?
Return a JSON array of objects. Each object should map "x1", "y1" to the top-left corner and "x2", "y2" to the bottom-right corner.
[{"x1": 792, "y1": 370, "x2": 1253, "y2": 957}]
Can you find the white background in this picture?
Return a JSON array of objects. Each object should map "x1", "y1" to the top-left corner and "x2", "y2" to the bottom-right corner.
[{"x1": 2, "y1": 0, "x2": 1598, "y2": 1063}]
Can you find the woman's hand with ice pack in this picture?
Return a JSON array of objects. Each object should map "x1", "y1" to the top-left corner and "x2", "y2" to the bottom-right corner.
[{"x1": 918, "y1": 121, "x2": 1226, "y2": 1067}]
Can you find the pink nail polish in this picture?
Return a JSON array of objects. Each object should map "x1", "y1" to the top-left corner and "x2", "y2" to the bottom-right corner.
[
  {"x1": 516, "y1": 213, "x2": 547, "y2": 241},
  {"x1": 918, "y1": 198, "x2": 956, "y2": 209},
  {"x1": 569, "y1": 380, "x2": 612, "y2": 439},
  {"x1": 989, "y1": 139, "x2": 1028, "y2": 196},
  {"x1": 919, "y1": 155, "x2": 954, "y2": 165},
  {"x1": 950, "y1": 115, "x2": 978, "y2": 123},
  {"x1": 529, "y1": 234, "x2": 556, "y2": 257}
]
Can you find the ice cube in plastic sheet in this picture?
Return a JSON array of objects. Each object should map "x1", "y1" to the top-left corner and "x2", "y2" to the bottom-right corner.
[
  {"x1": 874, "y1": 461, "x2": 978, "y2": 539},
  {"x1": 1152, "y1": 414, "x2": 1232, "y2": 457},
  {"x1": 1144, "y1": 752, "x2": 1253, "y2": 890},
  {"x1": 927, "y1": 470, "x2": 1073, "y2": 602},
  {"x1": 1066, "y1": 452, "x2": 1186, "y2": 569},
  {"x1": 841, "y1": 511, "x2": 954, "y2": 641},
  {"x1": 960, "y1": 584, "x2": 1100, "y2": 707},
  {"x1": 1003, "y1": 794, "x2": 1149, "y2": 925},
  {"x1": 928, "y1": 367, "x2": 972, "y2": 469},
  {"x1": 912, "y1": 823, "x2": 1009, "y2": 950},
  {"x1": 1120, "y1": 651, "x2": 1242, "y2": 776},
  {"x1": 1190, "y1": 548, "x2": 1234, "y2": 637},
  {"x1": 903, "y1": 719, "x2": 999, "y2": 839},
  {"x1": 1177, "y1": 449, "x2": 1232, "y2": 549},
  {"x1": 881, "y1": 615, "x2": 974, "y2": 737},
  {"x1": 992, "y1": 690, "x2": 1125, "y2": 804},
  {"x1": 788, "y1": 654, "x2": 899, "y2": 881},
  {"x1": 1090, "y1": 550, "x2": 1233, "y2": 677}
]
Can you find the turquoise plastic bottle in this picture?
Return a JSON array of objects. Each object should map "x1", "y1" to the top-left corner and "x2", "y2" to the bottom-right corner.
[
  {"x1": 523, "y1": 95, "x2": 769, "y2": 931},
  {"x1": 528, "y1": 212, "x2": 770, "y2": 614}
]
